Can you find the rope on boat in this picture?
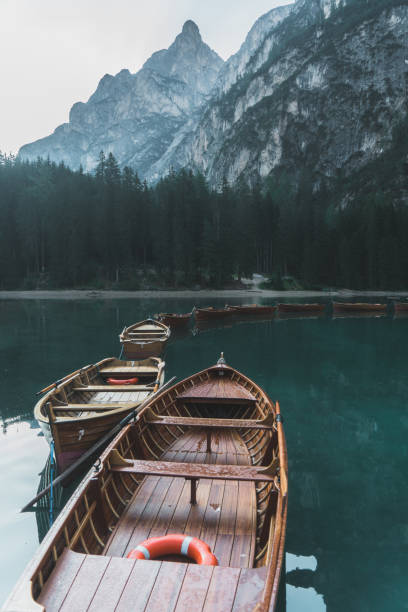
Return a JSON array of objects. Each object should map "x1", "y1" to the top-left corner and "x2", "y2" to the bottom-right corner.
[
  {"x1": 119, "y1": 345, "x2": 124, "y2": 360},
  {"x1": 49, "y1": 441, "x2": 55, "y2": 527}
]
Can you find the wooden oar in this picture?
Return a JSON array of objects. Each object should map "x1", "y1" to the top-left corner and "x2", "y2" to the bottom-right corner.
[
  {"x1": 22, "y1": 376, "x2": 176, "y2": 512},
  {"x1": 153, "y1": 361, "x2": 166, "y2": 393},
  {"x1": 36, "y1": 364, "x2": 93, "y2": 396}
]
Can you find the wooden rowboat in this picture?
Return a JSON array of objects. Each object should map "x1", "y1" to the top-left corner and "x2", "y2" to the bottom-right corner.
[
  {"x1": 393, "y1": 301, "x2": 408, "y2": 312},
  {"x1": 120, "y1": 319, "x2": 170, "y2": 359},
  {"x1": 155, "y1": 312, "x2": 192, "y2": 328},
  {"x1": 194, "y1": 306, "x2": 235, "y2": 321},
  {"x1": 7, "y1": 356, "x2": 287, "y2": 612},
  {"x1": 278, "y1": 303, "x2": 325, "y2": 313},
  {"x1": 34, "y1": 357, "x2": 165, "y2": 473},
  {"x1": 227, "y1": 304, "x2": 276, "y2": 315},
  {"x1": 332, "y1": 302, "x2": 387, "y2": 313}
]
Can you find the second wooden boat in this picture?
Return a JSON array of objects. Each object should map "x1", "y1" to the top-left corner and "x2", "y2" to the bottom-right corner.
[
  {"x1": 119, "y1": 319, "x2": 170, "y2": 359},
  {"x1": 155, "y1": 312, "x2": 192, "y2": 328},
  {"x1": 278, "y1": 303, "x2": 325, "y2": 313},
  {"x1": 393, "y1": 301, "x2": 408, "y2": 313},
  {"x1": 332, "y1": 302, "x2": 387, "y2": 313},
  {"x1": 194, "y1": 306, "x2": 234, "y2": 321},
  {"x1": 228, "y1": 304, "x2": 276, "y2": 315},
  {"x1": 34, "y1": 356, "x2": 165, "y2": 473},
  {"x1": 7, "y1": 356, "x2": 288, "y2": 612}
]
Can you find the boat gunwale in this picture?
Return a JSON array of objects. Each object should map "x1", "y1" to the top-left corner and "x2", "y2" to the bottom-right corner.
[
  {"x1": 156, "y1": 312, "x2": 192, "y2": 319},
  {"x1": 332, "y1": 302, "x2": 387, "y2": 311},
  {"x1": 119, "y1": 318, "x2": 170, "y2": 341},
  {"x1": 227, "y1": 304, "x2": 277, "y2": 314},
  {"x1": 277, "y1": 302, "x2": 325, "y2": 312}
]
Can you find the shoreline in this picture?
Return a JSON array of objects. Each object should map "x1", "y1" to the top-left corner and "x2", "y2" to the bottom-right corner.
[{"x1": 0, "y1": 289, "x2": 407, "y2": 300}]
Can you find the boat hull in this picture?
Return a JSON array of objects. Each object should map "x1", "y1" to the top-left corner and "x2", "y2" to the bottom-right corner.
[
  {"x1": 194, "y1": 307, "x2": 234, "y2": 321},
  {"x1": 38, "y1": 419, "x2": 85, "y2": 475},
  {"x1": 49, "y1": 408, "x2": 139, "y2": 473},
  {"x1": 156, "y1": 313, "x2": 191, "y2": 329},
  {"x1": 333, "y1": 302, "x2": 387, "y2": 313},
  {"x1": 229, "y1": 305, "x2": 276, "y2": 315},
  {"x1": 278, "y1": 303, "x2": 325, "y2": 313},
  {"x1": 121, "y1": 338, "x2": 168, "y2": 359},
  {"x1": 393, "y1": 302, "x2": 408, "y2": 312}
]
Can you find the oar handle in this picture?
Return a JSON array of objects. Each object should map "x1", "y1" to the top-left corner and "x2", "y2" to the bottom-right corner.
[
  {"x1": 153, "y1": 361, "x2": 166, "y2": 392},
  {"x1": 36, "y1": 364, "x2": 92, "y2": 396}
]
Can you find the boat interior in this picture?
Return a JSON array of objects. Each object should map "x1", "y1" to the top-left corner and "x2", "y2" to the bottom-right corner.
[
  {"x1": 38, "y1": 358, "x2": 164, "y2": 420},
  {"x1": 122, "y1": 321, "x2": 169, "y2": 338},
  {"x1": 22, "y1": 365, "x2": 287, "y2": 611}
]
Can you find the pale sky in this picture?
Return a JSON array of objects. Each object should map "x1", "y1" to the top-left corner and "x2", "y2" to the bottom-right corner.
[{"x1": 0, "y1": 0, "x2": 293, "y2": 154}]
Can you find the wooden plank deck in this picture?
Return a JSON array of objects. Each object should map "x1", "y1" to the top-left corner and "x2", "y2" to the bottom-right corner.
[
  {"x1": 37, "y1": 430, "x2": 263, "y2": 611},
  {"x1": 38, "y1": 551, "x2": 266, "y2": 611},
  {"x1": 90, "y1": 390, "x2": 150, "y2": 403},
  {"x1": 105, "y1": 430, "x2": 257, "y2": 568},
  {"x1": 177, "y1": 378, "x2": 256, "y2": 404}
]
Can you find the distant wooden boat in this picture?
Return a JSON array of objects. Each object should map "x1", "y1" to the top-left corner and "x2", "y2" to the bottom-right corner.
[
  {"x1": 393, "y1": 301, "x2": 408, "y2": 312},
  {"x1": 155, "y1": 312, "x2": 192, "y2": 328},
  {"x1": 34, "y1": 356, "x2": 165, "y2": 473},
  {"x1": 228, "y1": 304, "x2": 276, "y2": 315},
  {"x1": 120, "y1": 319, "x2": 170, "y2": 359},
  {"x1": 332, "y1": 302, "x2": 387, "y2": 313},
  {"x1": 278, "y1": 303, "x2": 325, "y2": 313},
  {"x1": 194, "y1": 306, "x2": 234, "y2": 321},
  {"x1": 7, "y1": 356, "x2": 288, "y2": 612},
  {"x1": 277, "y1": 312, "x2": 323, "y2": 321}
]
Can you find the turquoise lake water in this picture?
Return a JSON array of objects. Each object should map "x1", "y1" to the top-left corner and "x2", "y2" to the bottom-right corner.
[{"x1": 0, "y1": 298, "x2": 407, "y2": 610}]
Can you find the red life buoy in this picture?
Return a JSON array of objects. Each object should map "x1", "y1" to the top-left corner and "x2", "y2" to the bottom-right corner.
[
  {"x1": 126, "y1": 534, "x2": 218, "y2": 566},
  {"x1": 107, "y1": 377, "x2": 138, "y2": 385}
]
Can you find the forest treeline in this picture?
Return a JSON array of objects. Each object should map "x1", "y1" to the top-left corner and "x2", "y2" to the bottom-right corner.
[{"x1": 0, "y1": 150, "x2": 407, "y2": 290}]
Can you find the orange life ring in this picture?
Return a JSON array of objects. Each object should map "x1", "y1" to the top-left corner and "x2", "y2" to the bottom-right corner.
[
  {"x1": 107, "y1": 377, "x2": 138, "y2": 385},
  {"x1": 126, "y1": 534, "x2": 218, "y2": 566}
]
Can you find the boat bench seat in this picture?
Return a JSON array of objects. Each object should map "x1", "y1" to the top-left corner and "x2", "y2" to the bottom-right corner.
[
  {"x1": 125, "y1": 332, "x2": 165, "y2": 337},
  {"x1": 72, "y1": 385, "x2": 154, "y2": 392},
  {"x1": 52, "y1": 403, "x2": 136, "y2": 412},
  {"x1": 145, "y1": 411, "x2": 274, "y2": 452},
  {"x1": 109, "y1": 449, "x2": 278, "y2": 504},
  {"x1": 146, "y1": 413, "x2": 274, "y2": 430}
]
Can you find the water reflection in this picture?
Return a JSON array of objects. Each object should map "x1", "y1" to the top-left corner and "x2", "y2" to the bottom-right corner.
[
  {"x1": 0, "y1": 421, "x2": 48, "y2": 602},
  {"x1": 287, "y1": 585, "x2": 326, "y2": 611},
  {"x1": 286, "y1": 554, "x2": 325, "y2": 610}
]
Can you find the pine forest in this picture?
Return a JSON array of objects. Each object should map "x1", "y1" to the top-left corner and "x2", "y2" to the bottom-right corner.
[{"x1": 1, "y1": 140, "x2": 407, "y2": 291}]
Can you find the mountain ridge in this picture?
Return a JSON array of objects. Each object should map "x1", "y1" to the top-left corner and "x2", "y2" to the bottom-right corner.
[
  {"x1": 19, "y1": 20, "x2": 224, "y2": 176},
  {"x1": 19, "y1": 0, "x2": 408, "y2": 199},
  {"x1": 160, "y1": 0, "x2": 408, "y2": 190}
]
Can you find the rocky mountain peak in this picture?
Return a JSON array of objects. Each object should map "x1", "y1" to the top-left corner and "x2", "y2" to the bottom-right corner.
[
  {"x1": 143, "y1": 20, "x2": 223, "y2": 93},
  {"x1": 181, "y1": 20, "x2": 201, "y2": 39}
]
